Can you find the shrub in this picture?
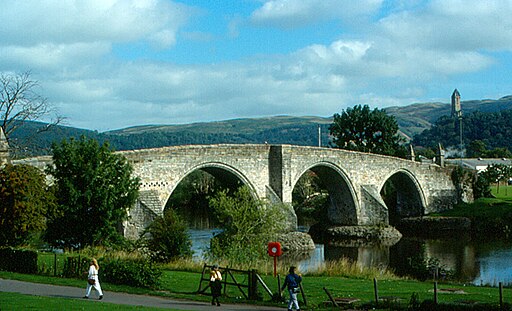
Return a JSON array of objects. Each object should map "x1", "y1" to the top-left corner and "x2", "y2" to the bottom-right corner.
[
  {"x1": 100, "y1": 257, "x2": 161, "y2": 288},
  {"x1": 63, "y1": 255, "x2": 91, "y2": 278},
  {"x1": 207, "y1": 186, "x2": 287, "y2": 266},
  {"x1": 140, "y1": 209, "x2": 192, "y2": 263},
  {"x1": 0, "y1": 247, "x2": 38, "y2": 274}
]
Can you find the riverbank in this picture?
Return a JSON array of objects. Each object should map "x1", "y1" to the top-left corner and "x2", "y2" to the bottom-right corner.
[{"x1": 429, "y1": 195, "x2": 512, "y2": 239}]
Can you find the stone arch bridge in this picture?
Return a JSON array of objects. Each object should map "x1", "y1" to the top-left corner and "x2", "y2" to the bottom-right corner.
[
  {"x1": 118, "y1": 144, "x2": 457, "y2": 239},
  {"x1": 13, "y1": 144, "x2": 458, "y2": 239}
]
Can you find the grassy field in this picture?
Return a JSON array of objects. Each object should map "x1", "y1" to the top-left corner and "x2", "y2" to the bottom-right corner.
[
  {"x1": 1, "y1": 268, "x2": 511, "y2": 310},
  {"x1": 0, "y1": 291, "x2": 180, "y2": 311},
  {"x1": 491, "y1": 184, "x2": 512, "y2": 199},
  {"x1": 2, "y1": 189, "x2": 512, "y2": 310}
]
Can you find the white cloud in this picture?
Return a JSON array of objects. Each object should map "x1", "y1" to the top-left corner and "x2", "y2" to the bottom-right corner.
[
  {"x1": 0, "y1": 43, "x2": 111, "y2": 71},
  {"x1": 250, "y1": 0, "x2": 383, "y2": 28},
  {"x1": 0, "y1": 0, "x2": 510, "y2": 131},
  {"x1": 0, "y1": 0, "x2": 191, "y2": 47},
  {"x1": 379, "y1": 0, "x2": 512, "y2": 51}
]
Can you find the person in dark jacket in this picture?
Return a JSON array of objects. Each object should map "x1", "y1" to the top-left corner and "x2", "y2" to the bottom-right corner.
[
  {"x1": 209, "y1": 265, "x2": 222, "y2": 306},
  {"x1": 281, "y1": 266, "x2": 302, "y2": 311}
]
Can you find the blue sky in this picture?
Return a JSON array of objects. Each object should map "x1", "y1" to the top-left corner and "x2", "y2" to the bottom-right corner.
[{"x1": 1, "y1": 0, "x2": 511, "y2": 131}]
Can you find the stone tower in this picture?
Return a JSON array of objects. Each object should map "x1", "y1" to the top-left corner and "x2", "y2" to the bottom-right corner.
[
  {"x1": 451, "y1": 89, "x2": 461, "y2": 118},
  {"x1": 0, "y1": 127, "x2": 9, "y2": 167}
]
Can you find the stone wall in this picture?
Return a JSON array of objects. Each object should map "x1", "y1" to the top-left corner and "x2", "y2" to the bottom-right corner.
[{"x1": 14, "y1": 144, "x2": 461, "y2": 239}]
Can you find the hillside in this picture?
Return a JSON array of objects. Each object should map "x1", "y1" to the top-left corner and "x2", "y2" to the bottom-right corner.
[
  {"x1": 7, "y1": 95, "x2": 512, "y2": 157},
  {"x1": 385, "y1": 95, "x2": 512, "y2": 138}
]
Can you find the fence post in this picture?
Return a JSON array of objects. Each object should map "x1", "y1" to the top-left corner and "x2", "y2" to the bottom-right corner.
[
  {"x1": 248, "y1": 269, "x2": 258, "y2": 300},
  {"x1": 53, "y1": 253, "x2": 57, "y2": 277},
  {"x1": 373, "y1": 278, "x2": 379, "y2": 306},
  {"x1": 499, "y1": 282, "x2": 503, "y2": 310},
  {"x1": 434, "y1": 281, "x2": 438, "y2": 305},
  {"x1": 299, "y1": 282, "x2": 307, "y2": 307}
]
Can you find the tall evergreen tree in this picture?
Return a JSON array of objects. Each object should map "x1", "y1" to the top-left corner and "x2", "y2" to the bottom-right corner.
[{"x1": 45, "y1": 136, "x2": 139, "y2": 249}]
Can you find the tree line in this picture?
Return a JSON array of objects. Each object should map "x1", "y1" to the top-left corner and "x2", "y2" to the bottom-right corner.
[
  {"x1": 413, "y1": 110, "x2": 512, "y2": 158},
  {"x1": 2, "y1": 71, "x2": 511, "y2": 265}
]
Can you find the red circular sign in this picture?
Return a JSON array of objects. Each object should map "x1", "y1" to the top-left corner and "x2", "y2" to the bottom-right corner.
[{"x1": 267, "y1": 241, "x2": 282, "y2": 257}]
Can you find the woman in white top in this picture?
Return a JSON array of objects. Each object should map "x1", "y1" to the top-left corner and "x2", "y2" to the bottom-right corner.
[{"x1": 84, "y1": 258, "x2": 103, "y2": 300}]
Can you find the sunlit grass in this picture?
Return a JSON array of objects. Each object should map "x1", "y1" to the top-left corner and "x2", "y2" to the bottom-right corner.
[
  {"x1": 0, "y1": 291, "x2": 179, "y2": 311},
  {"x1": 304, "y1": 258, "x2": 400, "y2": 280},
  {"x1": 491, "y1": 184, "x2": 512, "y2": 199}
]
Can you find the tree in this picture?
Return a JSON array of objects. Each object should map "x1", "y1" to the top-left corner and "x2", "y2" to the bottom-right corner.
[
  {"x1": 141, "y1": 209, "x2": 192, "y2": 263},
  {"x1": 329, "y1": 104, "x2": 406, "y2": 157},
  {"x1": 467, "y1": 140, "x2": 512, "y2": 158},
  {"x1": 165, "y1": 170, "x2": 223, "y2": 229},
  {"x1": 0, "y1": 72, "x2": 63, "y2": 141},
  {"x1": 482, "y1": 164, "x2": 512, "y2": 193},
  {"x1": 45, "y1": 136, "x2": 139, "y2": 249},
  {"x1": 0, "y1": 164, "x2": 56, "y2": 246},
  {"x1": 208, "y1": 186, "x2": 286, "y2": 265}
]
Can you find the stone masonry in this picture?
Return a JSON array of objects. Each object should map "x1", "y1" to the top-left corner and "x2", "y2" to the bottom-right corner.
[
  {"x1": 11, "y1": 144, "x2": 459, "y2": 240},
  {"x1": 117, "y1": 144, "x2": 458, "y2": 239}
]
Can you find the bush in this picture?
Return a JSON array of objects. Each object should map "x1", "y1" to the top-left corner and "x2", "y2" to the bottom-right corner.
[
  {"x1": 0, "y1": 247, "x2": 38, "y2": 274},
  {"x1": 63, "y1": 255, "x2": 91, "y2": 278},
  {"x1": 141, "y1": 209, "x2": 192, "y2": 263},
  {"x1": 207, "y1": 186, "x2": 287, "y2": 266},
  {"x1": 100, "y1": 257, "x2": 161, "y2": 288}
]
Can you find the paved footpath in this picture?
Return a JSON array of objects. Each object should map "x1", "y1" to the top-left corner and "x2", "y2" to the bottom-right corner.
[{"x1": 0, "y1": 279, "x2": 285, "y2": 310}]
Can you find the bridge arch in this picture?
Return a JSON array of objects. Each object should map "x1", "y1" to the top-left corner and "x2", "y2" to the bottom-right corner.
[
  {"x1": 292, "y1": 161, "x2": 359, "y2": 226},
  {"x1": 164, "y1": 161, "x2": 260, "y2": 206},
  {"x1": 380, "y1": 169, "x2": 426, "y2": 225}
]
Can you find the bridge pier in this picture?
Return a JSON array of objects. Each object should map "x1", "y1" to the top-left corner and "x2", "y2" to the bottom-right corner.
[{"x1": 119, "y1": 144, "x2": 459, "y2": 239}]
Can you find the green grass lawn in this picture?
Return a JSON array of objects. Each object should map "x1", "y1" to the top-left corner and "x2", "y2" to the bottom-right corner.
[
  {"x1": 0, "y1": 291, "x2": 181, "y2": 311},
  {"x1": 3, "y1": 190, "x2": 512, "y2": 310},
  {"x1": 2, "y1": 269, "x2": 511, "y2": 310},
  {"x1": 491, "y1": 184, "x2": 512, "y2": 199}
]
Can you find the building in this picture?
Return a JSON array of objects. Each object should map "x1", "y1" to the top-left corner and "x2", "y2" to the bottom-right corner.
[
  {"x1": 451, "y1": 89, "x2": 462, "y2": 118},
  {"x1": 446, "y1": 157, "x2": 512, "y2": 173}
]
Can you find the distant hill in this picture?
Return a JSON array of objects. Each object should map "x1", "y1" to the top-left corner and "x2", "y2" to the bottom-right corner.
[
  {"x1": 9, "y1": 116, "x2": 333, "y2": 157},
  {"x1": 385, "y1": 95, "x2": 512, "y2": 138},
  {"x1": 7, "y1": 95, "x2": 512, "y2": 157}
]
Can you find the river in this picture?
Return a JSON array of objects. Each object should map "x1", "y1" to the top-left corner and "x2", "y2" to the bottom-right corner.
[{"x1": 188, "y1": 229, "x2": 512, "y2": 287}]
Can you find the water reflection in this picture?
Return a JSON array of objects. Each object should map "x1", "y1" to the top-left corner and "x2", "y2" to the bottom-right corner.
[
  {"x1": 188, "y1": 229, "x2": 512, "y2": 286},
  {"x1": 189, "y1": 228, "x2": 222, "y2": 260}
]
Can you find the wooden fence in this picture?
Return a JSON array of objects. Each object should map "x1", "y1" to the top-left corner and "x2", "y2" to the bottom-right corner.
[{"x1": 197, "y1": 264, "x2": 302, "y2": 303}]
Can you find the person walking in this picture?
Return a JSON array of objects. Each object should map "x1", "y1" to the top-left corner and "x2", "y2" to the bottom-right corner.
[
  {"x1": 209, "y1": 265, "x2": 222, "y2": 306},
  {"x1": 281, "y1": 266, "x2": 302, "y2": 311},
  {"x1": 84, "y1": 258, "x2": 103, "y2": 300}
]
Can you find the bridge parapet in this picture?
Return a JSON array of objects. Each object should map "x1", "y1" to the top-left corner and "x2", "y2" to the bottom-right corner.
[{"x1": 13, "y1": 144, "x2": 460, "y2": 238}]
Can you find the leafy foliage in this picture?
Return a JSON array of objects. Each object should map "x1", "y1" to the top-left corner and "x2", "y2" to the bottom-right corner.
[
  {"x1": 0, "y1": 164, "x2": 56, "y2": 247},
  {"x1": 208, "y1": 186, "x2": 286, "y2": 265},
  {"x1": 100, "y1": 257, "x2": 161, "y2": 288},
  {"x1": 437, "y1": 198, "x2": 512, "y2": 238},
  {"x1": 473, "y1": 173, "x2": 492, "y2": 199},
  {"x1": 413, "y1": 110, "x2": 512, "y2": 156},
  {"x1": 478, "y1": 164, "x2": 512, "y2": 194},
  {"x1": 165, "y1": 170, "x2": 222, "y2": 229},
  {"x1": 45, "y1": 136, "x2": 140, "y2": 249},
  {"x1": 0, "y1": 247, "x2": 38, "y2": 274},
  {"x1": 141, "y1": 209, "x2": 192, "y2": 263},
  {"x1": 292, "y1": 171, "x2": 329, "y2": 225},
  {"x1": 330, "y1": 104, "x2": 407, "y2": 157}
]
